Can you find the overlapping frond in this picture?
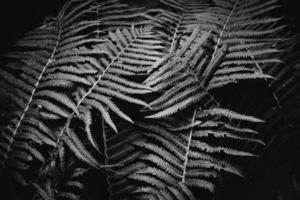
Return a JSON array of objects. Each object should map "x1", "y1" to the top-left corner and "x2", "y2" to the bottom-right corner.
[
  {"x1": 55, "y1": 24, "x2": 165, "y2": 167},
  {"x1": 0, "y1": 0, "x2": 166, "y2": 176},
  {"x1": 77, "y1": 0, "x2": 162, "y2": 37},
  {"x1": 130, "y1": 2, "x2": 276, "y2": 196},
  {"x1": 102, "y1": 121, "x2": 145, "y2": 200},
  {"x1": 150, "y1": 0, "x2": 211, "y2": 51},
  {"x1": 145, "y1": 27, "x2": 272, "y2": 118},
  {"x1": 103, "y1": 108, "x2": 263, "y2": 199},
  {"x1": 0, "y1": 0, "x2": 294, "y2": 199},
  {"x1": 71, "y1": 25, "x2": 165, "y2": 134},
  {"x1": 0, "y1": 0, "x2": 102, "y2": 177},
  {"x1": 195, "y1": 0, "x2": 283, "y2": 87},
  {"x1": 103, "y1": 121, "x2": 195, "y2": 200}
]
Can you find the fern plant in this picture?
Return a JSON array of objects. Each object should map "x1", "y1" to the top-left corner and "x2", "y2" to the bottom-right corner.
[
  {"x1": 0, "y1": 0, "x2": 299, "y2": 200},
  {"x1": 0, "y1": 0, "x2": 98, "y2": 181},
  {"x1": 102, "y1": 27, "x2": 269, "y2": 200},
  {"x1": 99, "y1": 0, "x2": 286, "y2": 199},
  {"x1": 0, "y1": 0, "x2": 164, "y2": 179}
]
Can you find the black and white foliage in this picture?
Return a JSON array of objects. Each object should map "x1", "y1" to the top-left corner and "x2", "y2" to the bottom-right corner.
[{"x1": 0, "y1": 0, "x2": 299, "y2": 200}]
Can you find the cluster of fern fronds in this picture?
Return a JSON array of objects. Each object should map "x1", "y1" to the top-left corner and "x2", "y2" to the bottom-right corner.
[{"x1": 0, "y1": 0, "x2": 299, "y2": 200}]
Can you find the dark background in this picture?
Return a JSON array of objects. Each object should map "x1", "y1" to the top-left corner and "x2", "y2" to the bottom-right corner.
[{"x1": 0, "y1": 0, "x2": 64, "y2": 53}]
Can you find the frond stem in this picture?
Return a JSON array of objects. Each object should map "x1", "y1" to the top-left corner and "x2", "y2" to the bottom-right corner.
[
  {"x1": 211, "y1": 0, "x2": 239, "y2": 59},
  {"x1": 182, "y1": 108, "x2": 197, "y2": 183},
  {"x1": 3, "y1": 22, "x2": 62, "y2": 164},
  {"x1": 170, "y1": 0, "x2": 188, "y2": 52},
  {"x1": 57, "y1": 27, "x2": 146, "y2": 143}
]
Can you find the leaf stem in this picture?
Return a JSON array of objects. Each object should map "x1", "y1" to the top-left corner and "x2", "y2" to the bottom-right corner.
[
  {"x1": 3, "y1": 22, "x2": 62, "y2": 165},
  {"x1": 182, "y1": 108, "x2": 197, "y2": 183}
]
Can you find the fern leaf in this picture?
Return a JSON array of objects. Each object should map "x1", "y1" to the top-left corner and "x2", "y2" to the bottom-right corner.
[
  {"x1": 31, "y1": 182, "x2": 52, "y2": 200},
  {"x1": 0, "y1": 0, "x2": 111, "y2": 175},
  {"x1": 71, "y1": 25, "x2": 164, "y2": 136},
  {"x1": 62, "y1": 128, "x2": 99, "y2": 169},
  {"x1": 108, "y1": 109, "x2": 262, "y2": 198}
]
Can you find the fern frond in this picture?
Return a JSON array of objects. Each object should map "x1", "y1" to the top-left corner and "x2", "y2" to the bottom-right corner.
[
  {"x1": 136, "y1": 1, "x2": 278, "y2": 195},
  {"x1": 62, "y1": 126, "x2": 99, "y2": 169},
  {"x1": 0, "y1": 0, "x2": 293, "y2": 199},
  {"x1": 70, "y1": 25, "x2": 164, "y2": 135},
  {"x1": 106, "y1": 107, "x2": 263, "y2": 199},
  {"x1": 102, "y1": 122, "x2": 146, "y2": 200},
  {"x1": 0, "y1": 0, "x2": 110, "y2": 177},
  {"x1": 0, "y1": 0, "x2": 166, "y2": 175},
  {"x1": 197, "y1": 0, "x2": 283, "y2": 77},
  {"x1": 149, "y1": 0, "x2": 212, "y2": 52},
  {"x1": 146, "y1": 21, "x2": 280, "y2": 118}
]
